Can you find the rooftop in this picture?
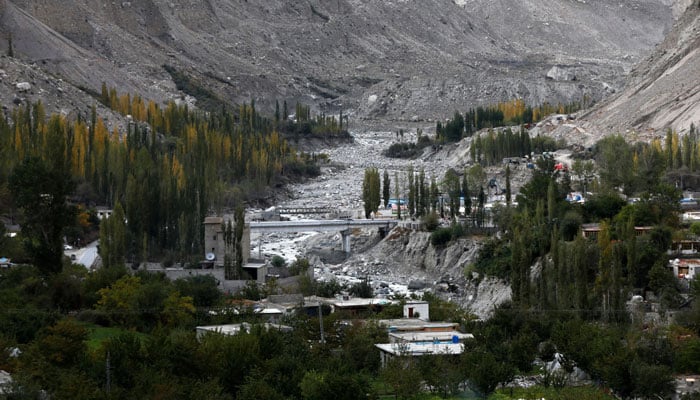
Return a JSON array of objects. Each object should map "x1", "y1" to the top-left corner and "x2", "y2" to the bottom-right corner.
[
  {"x1": 195, "y1": 322, "x2": 292, "y2": 339},
  {"x1": 389, "y1": 331, "x2": 474, "y2": 343},
  {"x1": 329, "y1": 297, "x2": 395, "y2": 308},
  {"x1": 378, "y1": 319, "x2": 460, "y2": 332},
  {"x1": 375, "y1": 342, "x2": 464, "y2": 356}
]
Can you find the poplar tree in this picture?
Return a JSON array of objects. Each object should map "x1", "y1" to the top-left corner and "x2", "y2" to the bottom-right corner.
[
  {"x1": 430, "y1": 177, "x2": 439, "y2": 215},
  {"x1": 418, "y1": 168, "x2": 427, "y2": 217},
  {"x1": 407, "y1": 166, "x2": 415, "y2": 218},
  {"x1": 505, "y1": 165, "x2": 512, "y2": 205},
  {"x1": 573, "y1": 236, "x2": 589, "y2": 315},
  {"x1": 234, "y1": 206, "x2": 245, "y2": 279},
  {"x1": 394, "y1": 171, "x2": 401, "y2": 220},
  {"x1": 9, "y1": 156, "x2": 74, "y2": 275},
  {"x1": 362, "y1": 168, "x2": 380, "y2": 218},
  {"x1": 224, "y1": 219, "x2": 234, "y2": 280},
  {"x1": 547, "y1": 179, "x2": 556, "y2": 223},
  {"x1": 477, "y1": 186, "x2": 486, "y2": 227},
  {"x1": 462, "y1": 170, "x2": 471, "y2": 217},
  {"x1": 99, "y1": 202, "x2": 127, "y2": 269},
  {"x1": 383, "y1": 169, "x2": 390, "y2": 208},
  {"x1": 444, "y1": 169, "x2": 460, "y2": 221}
]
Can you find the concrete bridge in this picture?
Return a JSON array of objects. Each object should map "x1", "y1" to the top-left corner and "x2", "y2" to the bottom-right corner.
[
  {"x1": 276, "y1": 206, "x2": 336, "y2": 215},
  {"x1": 249, "y1": 219, "x2": 397, "y2": 253},
  {"x1": 252, "y1": 206, "x2": 353, "y2": 221}
]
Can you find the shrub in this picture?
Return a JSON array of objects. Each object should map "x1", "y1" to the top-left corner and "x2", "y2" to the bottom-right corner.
[
  {"x1": 349, "y1": 278, "x2": 373, "y2": 298},
  {"x1": 288, "y1": 258, "x2": 310, "y2": 276},
  {"x1": 270, "y1": 255, "x2": 286, "y2": 268},
  {"x1": 690, "y1": 222, "x2": 700, "y2": 236},
  {"x1": 421, "y1": 212, "x2": 440, "y2": 232},
  {"x1": 316, "y1": 280, "x2": 342, "y2": 298},
  {"x1": 382, "y1": 137, "x2": 432, "y2": 159},
  {"x1": 473, "y1": 238, "x2": 512, "y2": 279},
  {"x1": 451, "y1": 222, "x2": 465, "y2": 239},
  {"x1": 431, "y1": 227, "x2": 452, "y2": 247}
]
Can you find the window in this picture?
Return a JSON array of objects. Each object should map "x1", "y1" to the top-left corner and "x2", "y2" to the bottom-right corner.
[{"x1": 213, "y1": 235, "x2": 217, "y2": 241}]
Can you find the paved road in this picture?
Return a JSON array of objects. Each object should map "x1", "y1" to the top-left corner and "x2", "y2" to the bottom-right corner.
[{"x1": 65, "y1": 240, "x2": 99, "y2": 268}]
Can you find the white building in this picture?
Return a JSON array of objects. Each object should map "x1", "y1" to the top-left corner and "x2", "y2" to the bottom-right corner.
[{"x1": 403, "y1": 301, "x2": 429, "y2": 321}]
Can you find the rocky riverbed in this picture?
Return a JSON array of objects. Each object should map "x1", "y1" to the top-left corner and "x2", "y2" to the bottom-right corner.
[{"x1": 251, "y1": 126, "x2": 515, "y2": 318}]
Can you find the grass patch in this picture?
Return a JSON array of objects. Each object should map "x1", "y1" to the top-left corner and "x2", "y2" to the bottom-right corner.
[
  {"x1": 490, "y1": 385, "x2": 615, "y2": 400},
  {"x1": 78, "y1": 321, "x2": 147, "y2": 351}
]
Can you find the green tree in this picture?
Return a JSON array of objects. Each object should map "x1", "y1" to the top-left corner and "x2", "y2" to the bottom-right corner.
[
  {"x1": 161, "y1": 290, "x2": 195, "y2": 328},
  {"x1": 462, "y1": 348, "x2": 514, "y2": 398},
  {"x1": 99, "y1": 202, "x2": 127, "y2": 269},
  {"x1": 394, "y1": 171, "x2": 402, "y2": 219},
  {"x1": 96, "y1": 275, "x2": 142, "y2": 327},
  {"x1": 630, "y1": 363, "x2": 676, "y2": 400},
  {"x1": 9, "y1": 156, "x2": 75, "y2": 275},
  {"x1": 596, "y1": 135, "x2": 634, "y2": 194},
  {"x1": 505, "y1": 165, "x2": 512, "y2": 205},
  {"x1": 349, "y1": 277, "x2": 373, "y2": 298},
  {"x1": 418, "y1": 354, "x2": 464, "y2": 397},
  {"x1": 381, "y1": 355, "x2": 422, "y2": 399},
  {"x1": 271, "y1": 255, "x2": 286, "y2": 268},
  {"x1": 383, "y1": 169, "x2": 391, "y2": 208},
  {"x1": 443, "y1": 168, "x2": 461, "y2": 221},
  {"x1": 174, "y1": 274, "x2": 222, "y2": 307},
  {"x1": 649, "y1": 260, "x2": 682, "y2": 309},
  {"x1": 234, "y1": 206, "x2": 245, "y2": 278},
  {"x1": 407, "y1": 165, "x2": 415, "y2": 217},
  {"x1": 418, "y1": 168, "x2": 428, "y2": 216},
  {"x1": 547, "y1": 179, "x2": 557, "y2": 223},
  {"x1": 462, "y1": 169, "x2": 472, "y2": 217},
  {"x1": 362, "y1": 167, "x2": 381, "y2": 218}
]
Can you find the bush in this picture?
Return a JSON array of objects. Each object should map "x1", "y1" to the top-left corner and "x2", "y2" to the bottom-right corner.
[
  {"x1": 421, "y1": 212, "x2": 440, "y2": 232},
  {"x1": 431, "y1": 227, "x2": 452, "y2": 247},
  {"x1": 349, "y1": 278, "x2": 373, "y2": 298},
  {"x1": 382, "y1": 137, "x2": 432, "y2": 159},
  {"x1": 473, "y1": 238, "x2": 512, "y2": 279},
  {"x1": 270, "y1": 255, "x2": 286, "y2": 268},
  {"x1": 560, "y1": 210, "x2": 583, "y2": 241},
  {"x1": 316, "y1": 280, "x2": 342, "y2": 298},
  {"x1": 76, "y1": 309, "x2": 112, "y2": 327},
  {"x1": 690, "y1": 222, "x2": 700, "y2": 236},
  {"x1": 174, "y1": 275, "x2": 222, "y2": 307},
  {"x1": 451, "y1": 222, "x2": 465, "y2": 239},
  {"x1": 288, "y1": 258, "x2": 310, "y2": 276}
]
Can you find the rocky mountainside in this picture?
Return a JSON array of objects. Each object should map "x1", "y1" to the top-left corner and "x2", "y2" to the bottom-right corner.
[
  {"x1": 0, "y1": 0, "x2": 681, "y2": 122},
  {"x1": 582, "y1": 0, "x2": 700, "y2": 136},
  {"x1": 306, "y1": 227, "x2": 511, "y2": 320}
]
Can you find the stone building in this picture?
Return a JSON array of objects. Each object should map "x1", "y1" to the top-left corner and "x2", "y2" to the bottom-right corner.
[{"x1": 203, "y1": 216, "x2": 250, "y2": 268}]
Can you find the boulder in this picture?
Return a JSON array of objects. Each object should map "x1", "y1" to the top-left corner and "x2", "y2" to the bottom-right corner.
[
  {"x1": 545, "y1": 66, "x2": 576, "y2": 81},
  {"x1": 16, "y1": 82, "x2": 31, "y2": 92},
  {"x1": 408, "y1": 280, "x2": 427, "y2": 290}
]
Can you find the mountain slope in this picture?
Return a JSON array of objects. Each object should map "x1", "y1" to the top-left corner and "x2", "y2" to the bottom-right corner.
[
  {"x1": 583, "y1": 1, "x2": 700, "y2": 135},
  {"x1": 0, "y1": 0, "x2": 681, "y2": 121}
]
